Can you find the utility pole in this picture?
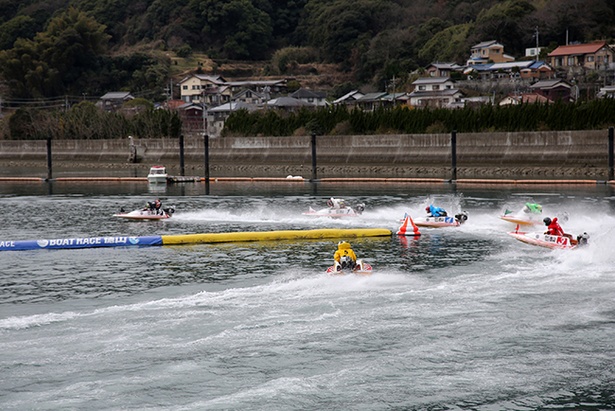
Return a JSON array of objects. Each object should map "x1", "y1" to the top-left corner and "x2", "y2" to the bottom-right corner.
[{"x1": 534, "y1": 27, "x2": 539, "y2": 61}]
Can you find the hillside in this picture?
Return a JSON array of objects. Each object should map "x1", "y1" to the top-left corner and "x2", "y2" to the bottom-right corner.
[{"x1": 0, "y1": 0, "x2": 613, "y2": 99}]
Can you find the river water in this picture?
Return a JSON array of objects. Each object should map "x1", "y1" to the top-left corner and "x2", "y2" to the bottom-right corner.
[{"x1": 1, "y1": 181, "x2": 614, "y2": 410}]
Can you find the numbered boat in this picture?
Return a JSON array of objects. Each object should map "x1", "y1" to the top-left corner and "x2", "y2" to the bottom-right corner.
[
  {"x1": 508, "y1": 226, "x2": 589, "y2": 250},
  {"x1": 411, "y1": 212, "x2": 468, "y2": 228}
]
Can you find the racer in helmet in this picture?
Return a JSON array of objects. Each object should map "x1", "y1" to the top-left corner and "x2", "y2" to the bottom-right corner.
[
  {"x1": 522, "y1": 202, "x2": 542, "y2": 214},
  {"x1": 426, "y1": 204, "x2": 448, "y2": 217},
  {"x1": 544, "y1": 217, "x2": 564, "y2": 237},
  {"x1": 334, "y1": 241, "x2": 357, "y2": 269}
]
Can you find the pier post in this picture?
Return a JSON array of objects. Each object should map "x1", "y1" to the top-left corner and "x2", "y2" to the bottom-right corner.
[
  {"x1": 451, "y1": 130, "x2": 457, "y2": 182},
  {"x1": 609, "y1": 127, "x2": 614, "y2": 182},
  {"x1": 46, "y1": 137, "x2": 52, "y2": 181},
  {"x1": 179, "y1": 134, "x2": 185, "y2": 176},
  {"x1": 204, "y1": 134, "x2": 210, "y2": 182},
  {"x1": 310, "y1": 133, "x2": 317, "y2": 182}
]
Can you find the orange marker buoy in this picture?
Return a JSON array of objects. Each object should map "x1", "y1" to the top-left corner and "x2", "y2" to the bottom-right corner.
[{"x1": 397, "y1": 214, "x2": 421, "y2": 237}]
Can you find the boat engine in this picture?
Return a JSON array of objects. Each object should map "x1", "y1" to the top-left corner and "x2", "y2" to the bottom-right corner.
[
  {"x1": 355, "y1": 203, "x2": 365, "y2": 214},
  {"x1": 455, "y1": 212, "x2": 469, "y2": 223},
  {"x1": 576, "y1": 232, "x2": 589, "y2": 246},
  {"x1": 163, "y1": 206, "x2": 175, "y2": 215}
]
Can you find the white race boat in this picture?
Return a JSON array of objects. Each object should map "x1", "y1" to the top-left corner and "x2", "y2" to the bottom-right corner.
[
  {"x1": 411, "y1": 212, "x2": 468, "y2": 228},
  {"x1": 508, "y1": 226, "x2": 589, "y2": 250},
  {"x1": 113, "y1": 206, "x2": 175, "y2": 221},
  {"x1": 147, "y1": 165, "x2": 168, "y2": 184},
  {"x1": 326, "y1": 258, "x2": 372, "y2": 275},
  {"x1": 303, "y1": 198, "x2": 365, "y2": 218}
]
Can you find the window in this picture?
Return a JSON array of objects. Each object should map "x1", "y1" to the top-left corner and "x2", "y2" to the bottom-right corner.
[
  {"x1": 587, "y1": 56, "x2": 594, "y2": 62},
  {"x1": 567, "y1": 56, "x2": 575, "y2": 66},
  {"x1": 432, "y1": 85, "x2": 440, "y2": 90},
  {"x1": 418, "y1": 85, "x2": 426, "y2": 91},
  {"x1": 182, "y1": 85, "x2": 188, "y2": 90}
]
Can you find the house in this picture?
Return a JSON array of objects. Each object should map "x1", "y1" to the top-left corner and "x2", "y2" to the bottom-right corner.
[
  {"x1": 264, "y1": 97, "x2": 313, "y2": 111},
  {"x1": 98, "y1": 92, "x2": 134, "y2": 111},
  {"x1": 597, "y1": 85, "x2": 615, "y2": 98},
  {"x1": 464, "y1": 61, "x2": 555, "y2": 80},
  {"x1": 178, "y1": 74, "x2": 287, "y2": 105},
  {"x1": 548, "y1": 41, "x2": 615, "y2": 71},
  {"x1": 332, "y1": 90, "x2": 365, "y2": 106},
  {"x1": 408, "y1": 77, "x2": 463, "y2": 108},
  {"x1": 233, "y1": 89, "x2": 267, "y2": 105},
  {"x1": 206, "y1": 101, "x2": 258, "y2": 137},
  {"x1": 499, "y1": 93, "x2": 552, "y2": 106},
  {"x1": 467, "y1": 40, "x2": 515, "y2": 65},
  {"x1": 354, "y1": 92, "x2": 388, "y2": 111},
  {"x1": 529, "y1": 79, "x2": 572, "y2": 102},
  {"x1": 177, "y1": 102, "x2": 205, "y2": 132},
  {"x1": 178, "y1": 74, "x2": 227, "y2": 103},
  {"x1": 290, "y1": 88, "x2": 328, "y2": 106},
  {"x1": 425, "y1": 63, "x2": 463, "y2": 78}
]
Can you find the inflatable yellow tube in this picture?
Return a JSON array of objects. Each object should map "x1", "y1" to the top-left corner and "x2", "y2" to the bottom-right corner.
[{"x1": 162, "y1": 228, "x2": 391, "y2": 245}]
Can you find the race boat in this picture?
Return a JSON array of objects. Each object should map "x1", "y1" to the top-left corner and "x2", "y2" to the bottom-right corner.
[
  {"x1": 326, "y1": 257, "x2": 373, "y2": 275},
  {"x1": 500, "y1": 203, "x2": 544, "y2": 226},
  {"x1": 409, "y1": 212, "x2": 468, "y2": 228},
  {"x1": 147, "y1": 165, "x2": 168, "y2": 184},
  {"x1": 508, "y1": 225, "x2": 589, "y2": 250},
  {"x1": 113, "y1": 206, "x2": 175, "y2": 221},
  {"x1": 500, "y1": 210, "x2": 543, "y2": 226},
  {"x1": 303, "y1": 198, "x2": 365, "y2": 218}
]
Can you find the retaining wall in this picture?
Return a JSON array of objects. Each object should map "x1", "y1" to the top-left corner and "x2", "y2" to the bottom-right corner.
[{"x1": 0, "y1": 130, "x2": 611, "y2": 180}]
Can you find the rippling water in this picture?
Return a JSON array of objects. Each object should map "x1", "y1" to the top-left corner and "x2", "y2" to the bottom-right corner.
[{"x1": 1, "y1": 181, "x2": 615, "y2": 410}]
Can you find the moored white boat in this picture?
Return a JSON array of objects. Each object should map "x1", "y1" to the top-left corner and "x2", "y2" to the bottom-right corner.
[{"x1": 147, "y1": 165, "x2": 168, "y2": 184}]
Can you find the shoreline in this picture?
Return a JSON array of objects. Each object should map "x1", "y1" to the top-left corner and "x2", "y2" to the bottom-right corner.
[{"x1": 1, "y1": 176, "x2": 613, "y2": 185}]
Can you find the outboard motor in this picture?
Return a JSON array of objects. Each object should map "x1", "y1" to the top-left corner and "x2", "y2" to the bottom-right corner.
[
  {"x1": 576, "y1": 232, "x2": 589, "y2": 246},
  {"x1": 163, "y1": 206, "x2": 175, "y2": 215},
  {"x1": 340, "y1": 256, "x2": 355, "y2": 269},
  {"x1": 355, "y1": 203, "x2": 365, "y2": 214},
  {"x1": 455, "y1": 211, "x2": 469, "y2": 223}
]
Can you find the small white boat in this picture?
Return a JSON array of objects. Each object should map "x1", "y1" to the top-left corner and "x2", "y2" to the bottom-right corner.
[
  {"x1": 508, "y1": 226, "x2": 589, "y2": 250},
  {"x1": 113, "y1": 206, "x2": 174, "y2": 221},
  {"x1": 147, "y1": 166, "x2": 168, "y2": 184},
  {"x1": 326, "y1": 258, "x2": 372, "y2": 275},
  {"x1": 411, "y1": 212, "x2": 468, "y2": 228}
]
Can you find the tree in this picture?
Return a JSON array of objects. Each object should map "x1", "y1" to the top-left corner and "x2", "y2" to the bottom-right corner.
[
  {"x1": 191, "y1": 0, "x2": 273, "y2": 59},
  {"x1": 0, "y1": 7, "x2": 110, "y2": 98}
]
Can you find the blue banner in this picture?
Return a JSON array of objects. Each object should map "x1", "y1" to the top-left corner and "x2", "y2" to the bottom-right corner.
[{"x1": 0, "y1": 236, "x2": 163, "y2": 251}]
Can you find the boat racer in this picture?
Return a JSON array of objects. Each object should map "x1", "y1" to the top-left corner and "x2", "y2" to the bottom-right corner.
[
  {"x1": 327, "y1": 198, "x2": 346, "y2": 209},
  {"x1": 426, "y1": 204, "x2": 448, "y2": 217},
  {"x1": 334, "y1": 241, "x2": 357, "y2": 269},
  {"x1": 523, "y1": 202, "x2": 542, "y2": 214},
  {"x1": 543, "y1": 217, "x2": 565, "y2": 237}
]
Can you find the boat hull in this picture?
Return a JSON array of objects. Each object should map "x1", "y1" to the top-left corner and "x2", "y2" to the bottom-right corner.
[
  {"x1": 326, "y1": 260, "x2": 372, "y2": 275},
  {"x1": 500, "y1": 215, "x2": 542, "y2": 226},
  {"x1": 303, "y1": 208, "x2": 360, "y2": 218},
  {"x1": 508, "y1": 231, "x2": 578, "y2": 249},
  {"x1": 113, "y1": 209, "x2": 171, "y2": 221},
  {"x1": 414, "y1": 216, "x2": 460, "y2": 228}
]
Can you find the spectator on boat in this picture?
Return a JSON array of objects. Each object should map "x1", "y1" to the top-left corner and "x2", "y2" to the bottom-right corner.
[
  {"x1": 426, "y1": 204, "x2": 448, "y2": 217},
  {"x1": 334, "y1": 241, "x2": 357, "y2": 269},
  {"x1": 523, "y1": 202, "x2": 542, "y2": 214},
  {"x1": 544, "y1": 217, "x2": 565, "y2": 237}
]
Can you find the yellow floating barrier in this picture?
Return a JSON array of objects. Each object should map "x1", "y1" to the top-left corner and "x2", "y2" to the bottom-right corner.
[{"x1": 162, "y1": 228, "x2": 392, "y2": 245}]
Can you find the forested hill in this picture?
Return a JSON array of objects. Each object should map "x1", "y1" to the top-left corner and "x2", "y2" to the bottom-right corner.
[{"x1": 0, "y1": 0, "x2": 613, "y2": 100}]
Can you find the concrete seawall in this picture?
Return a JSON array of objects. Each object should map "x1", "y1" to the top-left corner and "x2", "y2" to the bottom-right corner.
[{"x1": 0, "y1": 130, "x2": 612, "y2": 180}]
